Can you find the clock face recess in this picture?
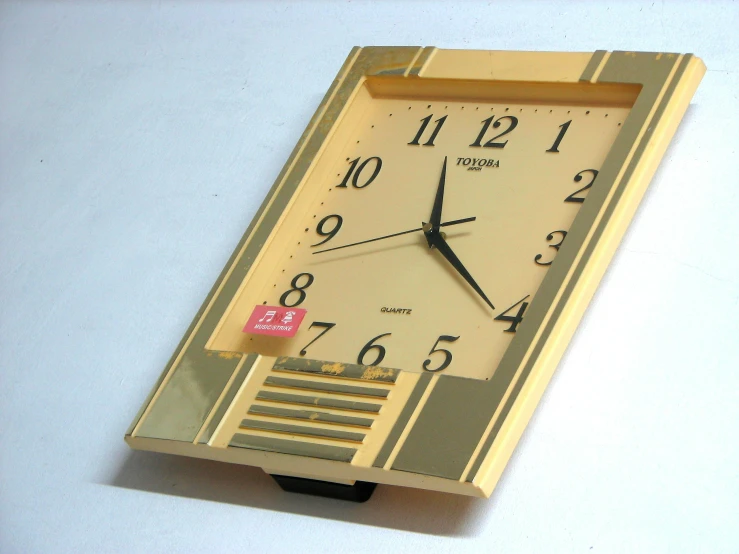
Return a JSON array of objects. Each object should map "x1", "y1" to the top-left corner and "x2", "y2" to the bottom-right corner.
[{"x1": 209, "y1": 80, "x2": 632, "y2": 380}]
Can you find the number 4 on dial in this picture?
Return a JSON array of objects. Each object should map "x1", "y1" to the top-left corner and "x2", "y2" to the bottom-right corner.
[{"x1": 494, "y1": 295, "x2": 530, "y2": 333}]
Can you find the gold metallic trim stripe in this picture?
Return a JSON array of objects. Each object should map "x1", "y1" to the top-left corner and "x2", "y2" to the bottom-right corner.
[
  {"x1": 273, "y1": 356, "x2": 399, "y2": 383},
  {"x1": 390, "y1": 374, "x2": 506, "y2": 479},
  {"x1": 407, "y1": 46, "x2": 437, "y2": 77},
  {"x1": 230, "y1": 433, "x2": 356, "y2": 462},
  {"x1": 126, "y1": 48, "x2": 367, "y2": 440},
  {"x1": 133, "y1": 351, "x2": 244, "y2": 441},
  {"x1": 373, "y1": 46, "x2": 424, "y2": 76},
  {"x1": 248, "y1": 405, "x2": 374, "y2": 428},
  {"x1": 392, "y1": 52, "x2": 689, "y2": 482},
  {"x1": 240, "y1": 418, "x2": 366, "y2": 443},
  {"x1": 255, "y1": 390, "x2": 382, "y2": 413},
  {"x1": 464, "y1": 52, "x2": 693, "y2": 483},
  {"x1": 372, "y1": 373, "x2": 432, "y2": 468},
  {"x1": 197, "y1": 353, "x2": 258, "y2": 445},
  {"x1": 128, "y1": 47, "x2": 421, "y2": 442},
  {"x1": 263, "y1": 376, "x2": 390, "y2": 398},
  {"x1": 579, "y1": 49, "x2": 608, "y2": 82},
  {"x1": 136, "y1": 44, "x2": 421, "y2": 441}
]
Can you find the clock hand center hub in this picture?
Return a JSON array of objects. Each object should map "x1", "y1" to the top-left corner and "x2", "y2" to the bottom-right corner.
[{"x1": 422, "y1": 224, "x2": 447, "y2": 249}]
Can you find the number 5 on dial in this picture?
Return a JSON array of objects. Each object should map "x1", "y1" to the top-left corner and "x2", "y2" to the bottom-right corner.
[{"x1": 423, "y1": 335, "x2": 460, "y2": 372}]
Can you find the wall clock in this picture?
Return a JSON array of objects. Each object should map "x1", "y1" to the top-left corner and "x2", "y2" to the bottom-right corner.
[{"x1": 125, "y1": 47, "x2": 705, "y2": 501}]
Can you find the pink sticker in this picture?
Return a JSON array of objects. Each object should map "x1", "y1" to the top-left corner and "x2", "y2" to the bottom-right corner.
[{"x1": 243, "y1": 305, "x2": 307, "y2": 337}]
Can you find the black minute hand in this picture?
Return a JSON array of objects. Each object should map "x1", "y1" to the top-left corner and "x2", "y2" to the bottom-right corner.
[
  {"x1": 312, "y1": 217, "x2": 476, "y2": 255},
  {"x1": 426, "y1": 230, "x2": 495, "y2": 311}
]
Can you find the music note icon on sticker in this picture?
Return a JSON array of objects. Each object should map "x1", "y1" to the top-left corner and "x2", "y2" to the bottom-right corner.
[{"x1": 258, "y1": 310, "x2": 277, "y2": 323}]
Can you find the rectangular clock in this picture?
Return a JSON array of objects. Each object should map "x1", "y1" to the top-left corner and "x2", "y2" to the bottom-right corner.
[{"x1": 126, "y1": 48, "x2": 705, "y2": 500}]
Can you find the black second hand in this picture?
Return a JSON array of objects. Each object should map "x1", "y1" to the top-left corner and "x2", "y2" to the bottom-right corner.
[{"x1": 312, "y1": 216, "x2": 476, "y2": 255}]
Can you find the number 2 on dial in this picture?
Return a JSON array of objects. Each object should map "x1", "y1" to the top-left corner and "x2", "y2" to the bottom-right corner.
[{"x1": 565, "y1": 169, "x2": 599, "y2": 203}]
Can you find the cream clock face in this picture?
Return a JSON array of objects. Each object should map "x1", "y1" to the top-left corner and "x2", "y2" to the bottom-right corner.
[{"x1": 210, "y1": 84, "x2": 630, "y2": 380}]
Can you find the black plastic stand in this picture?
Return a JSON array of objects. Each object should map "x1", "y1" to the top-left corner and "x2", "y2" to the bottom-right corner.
[{"x1": 270, "y1": 474, "x2": 377, "y2": 502}]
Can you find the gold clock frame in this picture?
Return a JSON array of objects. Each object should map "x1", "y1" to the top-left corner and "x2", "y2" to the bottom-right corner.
[{"x1": 126, "y1": 47, "x2": 705, "y2": 497}]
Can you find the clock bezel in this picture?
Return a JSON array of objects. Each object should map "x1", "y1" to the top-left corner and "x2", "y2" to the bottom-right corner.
[{"x1": 126, "y1": 47, "x2": 705, "y2": 497}]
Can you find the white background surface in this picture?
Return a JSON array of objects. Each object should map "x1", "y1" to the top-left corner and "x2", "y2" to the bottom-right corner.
[{"x1": 1, "y1": 1, "x2": 737, "y2": 552}]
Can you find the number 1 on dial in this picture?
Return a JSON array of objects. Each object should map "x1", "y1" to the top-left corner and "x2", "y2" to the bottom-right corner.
[{"x1": 546, "y1": 120, "x2": 572, "y2": 153}]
